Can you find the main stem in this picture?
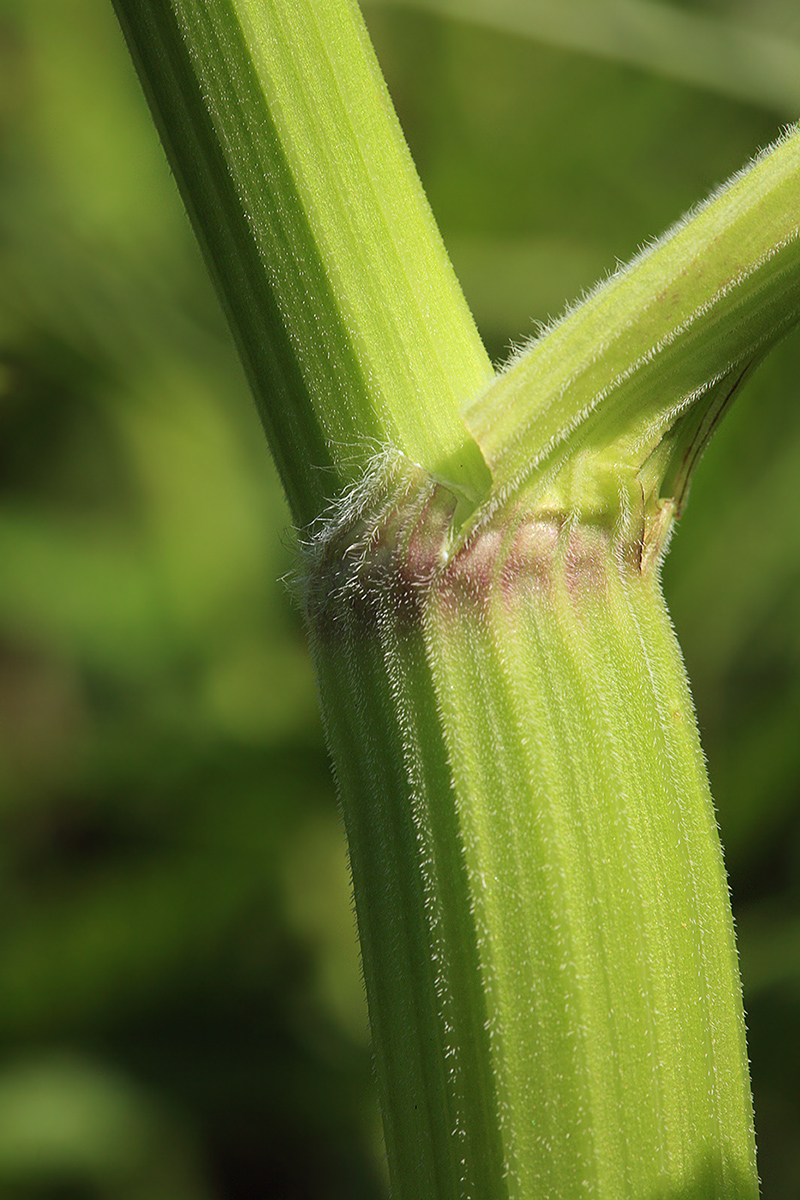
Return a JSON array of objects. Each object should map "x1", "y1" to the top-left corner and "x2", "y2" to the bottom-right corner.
[{"x1": 305, "y1": 463, "x2": 757, "y2": 1199}]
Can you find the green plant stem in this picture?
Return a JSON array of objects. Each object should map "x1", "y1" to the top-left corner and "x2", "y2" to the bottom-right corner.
[
  {"x1": 112, "y1": 0, "x2": 492, "y2": 527},
  {"x1": 465, "y1": 128, "x2": 800, "y2": 508},
  {"x1": 306, "y1": 467, "x2": 757, "y2": 1198}
]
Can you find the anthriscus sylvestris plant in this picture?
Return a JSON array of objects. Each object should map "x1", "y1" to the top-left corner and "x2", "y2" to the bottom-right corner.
[{"x1": 111, "y1": 0, "x2": 800, "y2": 1195}]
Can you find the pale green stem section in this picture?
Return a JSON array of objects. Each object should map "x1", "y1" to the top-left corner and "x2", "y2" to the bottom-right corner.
[
  {"x1": 364, "y1": 0, "x2": 800, "y2": 116},
  {"x1": 304, "y1": 464, "x2": 507, "y2": 1200},
  {"x1": 112, "y1": 0, "x2": 492, "y2": 526},
  {"x1": 428, "y1": 511, "x2": 755, "y2": 1197},
  {"x1": 305, "y1": 471, "x2": 758, "y2": 1199},
  {"x1": 464, "y1": 127, "x2": 800, "y2": 513}
]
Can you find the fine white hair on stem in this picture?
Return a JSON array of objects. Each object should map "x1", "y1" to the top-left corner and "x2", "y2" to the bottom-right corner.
[{"x1": 496, "y1": 123, "x2": 799, "y2": 378}]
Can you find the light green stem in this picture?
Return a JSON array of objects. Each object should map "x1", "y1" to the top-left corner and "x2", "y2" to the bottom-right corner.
[
  {"x1": 429, "y1": 513, "x2": 754, "y2": 1196},
  {"x1": 112, "y1": 0, "x2": 491, "y2": 526},
  {"x1": 465, "y1": 128, "x2": 800, "y2": 507},
  {"x1": 305, "y1": 466, "x2": 757, "y2": 1198}
]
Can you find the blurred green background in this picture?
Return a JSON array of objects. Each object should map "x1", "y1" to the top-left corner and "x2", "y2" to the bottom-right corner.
[{"x1": 1, "y1": 0, "x2": 800, "y2": 1195}]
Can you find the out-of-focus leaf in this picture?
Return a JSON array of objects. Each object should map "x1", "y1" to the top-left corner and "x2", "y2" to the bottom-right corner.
[
  {"x1": 0, "y1": 1055, "x2": 212, "y2": 1200},
  {"x1": 364, "y1": 0, "x2": 800, "y2": 114}
]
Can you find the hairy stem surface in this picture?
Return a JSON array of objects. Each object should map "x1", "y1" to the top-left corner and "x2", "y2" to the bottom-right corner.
[
  {"x1": 112, "y1": 0, "x2": 492, "y2": 525},
  {"x1": 304, "y1": 462, "x2": 757, "y2": 1199}
]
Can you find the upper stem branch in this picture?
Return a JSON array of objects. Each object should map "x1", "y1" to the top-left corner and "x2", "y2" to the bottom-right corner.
[{"x1": 112, "y1": 0, "x2": 493, "y2": 525}]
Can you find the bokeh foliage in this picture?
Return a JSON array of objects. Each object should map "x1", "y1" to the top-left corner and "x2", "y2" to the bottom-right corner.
[{"x1": 1, "y1": 0, "x2": 799, "y2": 1195}]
